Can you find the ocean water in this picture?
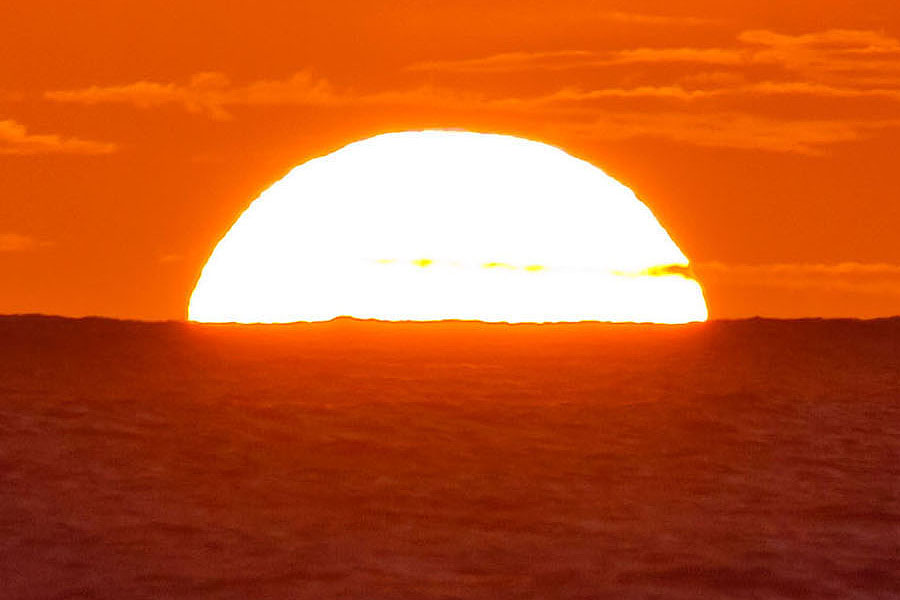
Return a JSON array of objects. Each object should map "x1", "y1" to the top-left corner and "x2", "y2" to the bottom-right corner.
[{"x1": 1, "y1": 316, "x2": 898, "y2": 599}]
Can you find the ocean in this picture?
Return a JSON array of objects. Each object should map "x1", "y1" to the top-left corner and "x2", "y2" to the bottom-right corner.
[{"x1": 1, "y1": 315, "x2": 898, "y2": 599}]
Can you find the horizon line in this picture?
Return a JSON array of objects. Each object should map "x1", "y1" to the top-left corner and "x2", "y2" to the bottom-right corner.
[{"x1": 2, "y1": 313, "x2": 899, "y2": 326}]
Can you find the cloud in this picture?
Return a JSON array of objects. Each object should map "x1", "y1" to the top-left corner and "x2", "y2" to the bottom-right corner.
[
  {"x1": 545, "y1": 85, "x2": 721, "y2": 101},
  {"x1": 598, "y1": 12, "x2": 716, "y2": 26},
  {"x1": 695, "y1": 261, "x2": 900, "y2": 295},
  {"x1": 43, "y1": 29, "x2": 900, "y2": 155},
  {"x1": 42, "y1": 74, "x2": 900, "y2": 154},
  {"x1": 740, "y1": 29, "x2": 900, "y2": 59},
  {"x1": 739, "y1": 29, "x2": 900, "y2": 88},
  {"x1": 46, "y1": 73, "x2": 519, "y2": 118},
  {"x1": 569, "y1": 113, "x2": 899, "y2": 154},
  {"x1": 743, "y1": 81, "x2": 900, "y2": 100},
  {"x1": 46, "y1": 71, "x2": 338, "y2": 120},
  {"x1": 407, "y1": 28, "x2": 900, "y2": 82},
  {"x1": 455, "y1": 85, "x2": 722, "y2": 110},
  {"x1": 0, "y1": 233, "x2": 53, "y2": 253},
  {"x1": 407, "y1": 51, "x2": 596, "y2": 73},
  {"x1": 0, "y1": 119, "x2": 116, "y2": 155},
  {"x1": 601, "y1": 29, "x2": 900, "y2": 79},
  {"x1": 407, "y1": 48, "x2": 745, "y2": 73},
  {"x1": 606, "y1": 47, "x2": 746, "y2": 66}
]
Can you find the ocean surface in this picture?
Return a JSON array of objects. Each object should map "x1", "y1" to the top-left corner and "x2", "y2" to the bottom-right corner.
[{"x1": 1, "y1": 315, "x2": 898, "y2": 599}]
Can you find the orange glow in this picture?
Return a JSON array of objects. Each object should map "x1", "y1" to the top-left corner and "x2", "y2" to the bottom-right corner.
[
  {"x1": 4, "y1": 2, "x2": 900, "y2": 321},
  {"x1": 189, "y1": 131, "x2": 707, "y2": 323}
]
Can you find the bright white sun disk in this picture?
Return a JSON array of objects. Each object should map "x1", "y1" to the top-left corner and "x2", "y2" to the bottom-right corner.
[{"x1": 189, "y1": 131, "x2": 707, "y2": 323}]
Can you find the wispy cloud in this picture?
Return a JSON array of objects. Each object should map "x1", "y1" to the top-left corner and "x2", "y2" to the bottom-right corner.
[
  {"x1": 744, "y1": 81, "x2": 900, "y2": 100},
  {"x1": 598, "y1": 12, "x2": 717, "y2": 27},
  {"x1": 0, "y1": 119, "x2": 116, "y2": 155},
  {"x1": 605, "y1": 47, "x2": 746, "y2": 66},
  {"x1": 407, "y1": 48, "x2": 744, "y2": 73},
  {"x1": 42, "y1": 28, "x2": 900, "y2": 154},
  {"x1": 407, "y1": 51, "x2": 596, "y2": 73},
  {"x1": 46, "y1": 71, "x2": 338, "y2": 120},
  {"x1": 695, "y1": 261, "x2": 900, "y2": 295},
  {"x1": 740, "y1": 29, "x2": 900, "y2": 69},
  {"x1": 407, "y1": 28, "x2": 900, "y2": 81},
  {"x1": 46, "y1": 73, "x2": 508, "y2": 120},
  {"x1": 0, "y1": 233, "x2": 53, "y2": 253},
  {"x1": 42, "y1": 74, "x2": 900, "y2": 154},
  {"x1": 537, "y1": 85, "x2": 722, "y2": 102},
  {"x1": 568, "y1": 113, "x2": 899, "y2": 154}
]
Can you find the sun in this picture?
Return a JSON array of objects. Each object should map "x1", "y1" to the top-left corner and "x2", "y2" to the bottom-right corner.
[{"x1": 189, "y1": 130, "x2": 707, "y2": 324}]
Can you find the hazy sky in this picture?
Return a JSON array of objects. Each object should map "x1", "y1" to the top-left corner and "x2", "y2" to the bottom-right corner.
[{"x1": 2, "y1": 0, "x2": 899, "y2": 319}]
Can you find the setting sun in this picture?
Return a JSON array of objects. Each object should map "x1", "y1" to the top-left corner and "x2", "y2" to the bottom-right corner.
[
  {"x1": 188, "y1": 131, "x2": 707, "y2": 323},
  {"x1": 8, "y1": 3, "x2": 900, "y2": 598}
]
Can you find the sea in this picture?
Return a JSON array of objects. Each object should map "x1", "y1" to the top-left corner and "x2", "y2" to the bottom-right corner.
[{"x1": 1, "y1": 315, "x2": 898, "y2": 599}]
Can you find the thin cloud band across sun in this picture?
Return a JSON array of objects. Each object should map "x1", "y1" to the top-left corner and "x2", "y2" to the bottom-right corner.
[{"x1": 189, "y1": 130, "x2": 707, "y2": 324}]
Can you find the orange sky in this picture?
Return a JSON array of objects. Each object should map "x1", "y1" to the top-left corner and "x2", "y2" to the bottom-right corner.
[{"x1": 2, "y1": 0, "x2": 899, "y2": 320}]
